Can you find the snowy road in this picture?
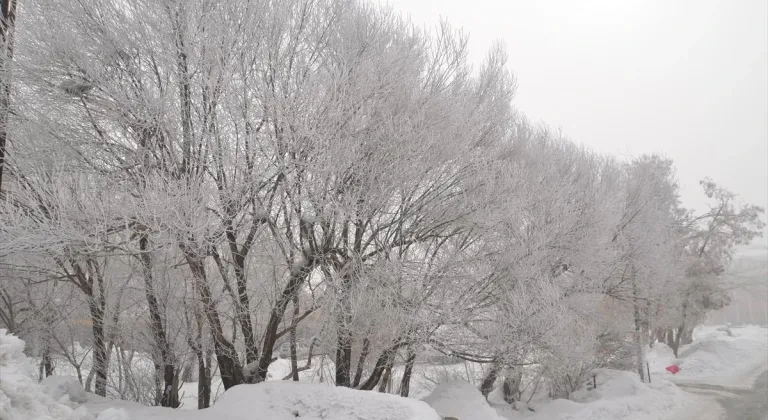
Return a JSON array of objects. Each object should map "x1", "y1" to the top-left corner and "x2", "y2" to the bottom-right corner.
[{"x1": 678, "y1": 371, "x2": 768, "y2": 420}]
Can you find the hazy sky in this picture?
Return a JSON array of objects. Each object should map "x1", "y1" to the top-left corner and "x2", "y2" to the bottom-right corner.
[{"x1": 379, "y1": 0, "x2": 768, "y2": 238}]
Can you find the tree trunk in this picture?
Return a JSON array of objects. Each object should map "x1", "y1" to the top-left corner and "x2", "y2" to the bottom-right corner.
[
  {"x1": 183, "y1": 250, "x2": 243, "y2": 389},
  {"x1": 140, "y1": 235, "x2": 179, "y2": 407},
  {"x1": 680, "y1": 327, "x2": 694, "y2": 345},
  {"x1": 196, "y1": 347, "x2": 212, "y2": 409},
  {"x1": 378, "y1": 364, "x2": 392, "y2": 393},
  {"x1": 398, "y1": 345, "x2": 416, "y2": 397},
  {"x1": 665, "y1": 329, "x2": 675, "y2": 348},
  {"x1": 189, "y1": 307, "x2": 211, "y2": 409},
  {"x1": 335, "y1": 272, "x2": 354, "y2": 387},
  {"x1": 85, "y1": 366, "x2": 95, "y2": 392},
  {"x1": 226, "y1": 231, "x2": 259, "y2": 366},
  {"x1": 181, "y1": 357, "x2": 196, "y2": 383},
  {"x1": 39, "y1": 343, "x2": 54, "y2": 380},
  {"x1": 0, "y1": 0, "x2": 18, "y2": 193},
  {"x1": 502, "y1": 367, "x2": 522, "y2": 404},
  {"x1": 480, "y1": 361, "x2": 501, "y2": 399},
  {"x1": 632, "y1": 274, "x2": 646, "y2": 382},
  {"x1": 88, "y1": 295, "x2": 109, "y2": 397},
  {"x1": 289, "y1": 293, "x2": 300, "y2": 381},
  {"x1": 358, "y1": 339, "x2": 408, "y2": 391},
  {"x1": 352, "y1": 337, "x2": 371, "y2": 388},
  {"x1": 672, "y1": 324, "x2": 684, "y2": 358},
  {"x1": 633, "y1": 314, "x2": 645, "y2": 382},
  {"x1": 671, "y1": 301, "x2": 688, "y2": 358},
  {"x1": 253, "y1": 259, "x2": 314, "y2": 383}
]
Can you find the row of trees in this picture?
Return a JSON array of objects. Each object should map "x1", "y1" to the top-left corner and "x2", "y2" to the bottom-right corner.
[{"x1": 0, "y1": 0, "x2": 763, "y2": 408}]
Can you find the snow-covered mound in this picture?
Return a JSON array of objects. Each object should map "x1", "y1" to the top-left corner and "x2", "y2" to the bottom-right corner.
[
  {"x1": 647, "y1": 325, "x2": 768, "y2": 388},
  {"x1": 507, "y1": 369, "x2": 699, "y2": 420},
  {"x1": 677, "y1": 338, "x2": 765, "y2": 376},
  {"x1": 422, "y1": 379, "x2": 504, "y2": 420},
  {"x1": 0, "y1": 330, "x2": 95, "y2": 420},
  {"x1": 207, "y1": 381, "x2": 441, "y2": 420},
  {"x1": 41, "y1": 376, "x2": 90, "y2": 404},
  {"x1": 646, "y1": 342, "x2": 677, "y2": 373}
]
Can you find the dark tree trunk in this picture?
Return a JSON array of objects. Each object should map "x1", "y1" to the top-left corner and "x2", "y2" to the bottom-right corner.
[
  {"x1": 672, "y1": 324, "x2": 684, "y2": 358},
  {"x1": 399, "y1": 345, "x2": 416, "y2": 397},
  {"x1": 352, "y1": 337, "x2": 371, "y2": 388},
  {"x1": 335, "y1": 273, "x2": 354, "y2": 387},
  {"x1": 665, "y1": 329, "x2": 675, "y2": 348},
  {"x1": 88, "y1": 295, "x2": 109, "y2": 397},
  {"x1": 40, "y1": 345, "x2": 54, "y2": 380},
  {"x1": 85, "y1": 366, "x2": 95, "y2": 392},
  {"x1": 289, "y1": 293, "x2": 300, "y2": 381},
  {"x1": 140, "y1": 235, "x2": 180, "y2": 407},
  {"x1": 632, "y1": 275, "x2": 646, "y2": 382},
  {"x1": 199, "y1": 349, "x2": 212, "y2": 409},
  {"x1": 253, "y1": 259, "x2": 314, "y2": 383},
  {"x1": 82, "y1": 260, "x2": 109, "y2": 397},
  {"x1": 63, "y1": 259, "x2": 108, "y2": 396},
  {"x1": 502, "y1": 367, "x2": 522, "y2": 404},
  {"x1": 358, "y1": 339, "x2": 408, "y2": 391},
  {"x1": 480, "y1": 362, "x2": 501, "y2": 399},
  {"x1": 183, "y1": 250, "x2": 243, "y2": 389},
  {"x1": 226, "y1": 230, "x2": 260, "y2": 366},
  {"x1": 671, "y1": 302, "x2": 688, "y2": 358},
  {"x1": 378, "y1": 364, "x2": 392, "y2": 393},
  {"x1": 189, "y1": 308, "x2": 211, "y2": 409}
]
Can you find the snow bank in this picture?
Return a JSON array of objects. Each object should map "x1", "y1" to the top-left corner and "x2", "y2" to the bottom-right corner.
[
  {"x1": 503, "y1": 369, "x2": 698, "y2": 420},
  {"x1": 647, "y1": 325, "x2": 768, "y2": 388},
  {"x1": 422, "y1": 379, "x2": 505, "y2": 420},
  {"x1": 207, "y1": 381, "x2": 441, "y2": 420},
  {"x1": 91, "y1": 380, "x2": 441, "y2": 420},
  {"x1": 0, "y1": 330, "x2": 100, "y2": 420},
  {"x1": 42, "y1": 376, "x2": 90, "y2": 404}
]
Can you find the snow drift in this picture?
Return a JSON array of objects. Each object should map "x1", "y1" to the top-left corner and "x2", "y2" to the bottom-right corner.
[
  {"x1": 647, "y1": 325, "x2": 768, "y2": 388},
  {"x1": 422, "y1": 379, "x2": 505, "y2": 420},
  {"x1": 202, "y1": 381, "x2": 442, "y2": 420},
  {"x1": 507, "y1": 369, "x2": 698, "y2": 420},
  {"x1": 2, "y1": 329, "x2": 441, "y2": 420},
  {"x1": 0, "y1": 330, "x2": 96, "y2": 420}
]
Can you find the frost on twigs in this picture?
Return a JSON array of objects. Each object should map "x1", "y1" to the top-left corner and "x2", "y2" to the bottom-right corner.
[{"x1": 60, "y1": 78, "x2": 94, "y2": 97}]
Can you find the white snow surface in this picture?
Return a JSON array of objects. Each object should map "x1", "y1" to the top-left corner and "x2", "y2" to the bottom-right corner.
[
  {"x1": 0, "y1": 330, "x2": 111, "y2": 420},
  {"x1": 647, "y1": 324, "x2": 768, "y2": 389},
  {"x1": 8, "y1": 326, "x2": 766, "y2": 420},
  {"x1": 502, "y1": 369, "x2": 702, "y2": 420},
  {"x1": 41, "y1": 376, "x2": 90, "y2": 404},
  {"x1": 422, "y1": 379, "x2": 505, "y2": 420},
  {"x1": 90, "y1": 382, "x2": 442, "y2": 420},
  {"x1": 3, "y1": 329, "x2": 441, "y2": 420},
  {"x1": 211, "y1": 381, "x2": 441, "y2": 420}
]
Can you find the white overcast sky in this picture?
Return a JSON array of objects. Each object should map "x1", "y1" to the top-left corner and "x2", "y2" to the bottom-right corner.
[{"x1": 379, "y1": 0, "x2": 768, "y2": 240}]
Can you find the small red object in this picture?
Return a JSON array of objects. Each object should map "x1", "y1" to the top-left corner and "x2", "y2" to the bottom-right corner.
[{"x1": 665, "y1": 364, "x2": 680, "y2": 374}]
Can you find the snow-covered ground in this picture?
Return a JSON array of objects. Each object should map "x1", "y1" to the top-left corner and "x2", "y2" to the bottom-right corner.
[
  {"x1": 495, "y1": 369, "x2": 711, "y2": 420},
  {"x1": 4, "y1": 325, "x2": 767, "y2": 420},
  {"x1": 647, "y1": 324, "x2": 768, "y2": 390}
]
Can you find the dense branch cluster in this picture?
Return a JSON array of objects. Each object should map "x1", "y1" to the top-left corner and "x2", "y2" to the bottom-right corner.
[{"x1": 0, "y1": 0, "x2": 763, "y2": 408}]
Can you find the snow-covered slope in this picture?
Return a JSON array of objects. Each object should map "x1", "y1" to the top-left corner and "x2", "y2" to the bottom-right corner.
[
  {"x1": 90, "y1": 381, "x2": 443, "y2": 420},
  {"x1": 0, "y1": 330, "x2": 100, "y2": 420},
  {"x1": 422, "y1": 379, "x2": 505, "y2": 420},
  {"x1": 501, "y1": 369, "x2": 707, "y2": 420},
  {"x1": 3, "y1": 330, "x2": 441, "y2": 420},
  {"x1": 212, "y1": 381, "x2": 441, "y2": 420},
  {"x1": 647, "y1": 325, "x2": 768, "y2": 389}
]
